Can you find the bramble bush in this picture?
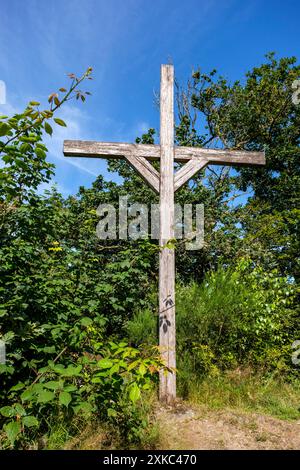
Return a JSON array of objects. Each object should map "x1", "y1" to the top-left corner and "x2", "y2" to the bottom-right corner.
[
  {"x1": 0, "y1": 338, "x2": 163, "y2": 448},
  {"x1": 0, "y1": 71, "x2": 163, "y2": 449},
  {"x1": 0, "y1": 210, "x2": 163, "y2": 448}
]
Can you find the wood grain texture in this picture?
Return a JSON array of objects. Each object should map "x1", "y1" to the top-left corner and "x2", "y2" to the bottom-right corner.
[
  {"x1": 64, "y1": 140, "x2": 265, "y2": 165},
  {"x1": 124, "y1": 154, "x2": 160, "y2": 194},
  {"x1": 174, "y1": 158, "x2": 207, "y2": 191},
  {"x1": 159, "y1": 64, "x2": 176, "y2": 404},
  {"x1": 64, "y1": 140, "x2": 160, "y2": 160},
  {"x1": 175, "y1": 147, "x2": 265, "y2": 166}
]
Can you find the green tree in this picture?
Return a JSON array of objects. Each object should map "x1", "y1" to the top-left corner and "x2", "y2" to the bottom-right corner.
[{"x1": 189, "y1": 53, "x2": 300, "y2": 279}]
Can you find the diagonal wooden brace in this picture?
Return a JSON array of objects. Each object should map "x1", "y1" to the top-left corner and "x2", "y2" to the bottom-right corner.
[
  {"x1": 124, "y1": 154, "x2": 160, "y2": 194},
  {"x1": 174, "y1": 158, "x2": 207, "y2": 191}
]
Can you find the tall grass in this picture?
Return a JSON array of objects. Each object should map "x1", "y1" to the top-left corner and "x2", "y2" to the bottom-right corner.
[{"x1": 186, "y1": 371, "x2": 300, "y2": 420}]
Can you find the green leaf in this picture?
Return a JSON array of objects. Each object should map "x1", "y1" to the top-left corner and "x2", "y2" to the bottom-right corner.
[
  {"x1": 44, "y1": 122, "x2": 53, "y2": 136},
  {"x1": 80, "y1": 317, "x2": 93, "y2": 327},
  {"x1": 0, "y1": 364, "x2": 14, "y2": 375},
  {"x1": 91, "y1": 377, "x2": 102, "y2": 383},
  {"x1": 59, "y1": 391, "x2": 71, "y2": 407},
  {"x1": 61, "y1": 365, "x2": 82, "y2": 377},
  {"x1": 0, "y1": 406, "x2": 15, "y2": 418},
  {"x1": 73, "y1": 402, "x2": 93, "y2": 415},
  {"x1": 4, "y1": 421, "x2": 21, "y2": 445},
  {"x1": 31, "y1": 383, "x2": 44, "y2": 394},
  {"x1": 41, "y1": 346, "x2": 56, "y2": 354},
  {"x1": 127, "y1": 360, "x2": 139, "y2": 371},
  {"x1": 64, "y1": 385, "x2": 77, "y2": 392},
  {"x1": 14, "y1": 403, "x2": 26, "y2": 416},
  {"x1": 138, "y1": 363, "x2": 147, "y2": 376},
  {"x1": 107, "y1": 408, "x2": 117, "y2": 418},
  {"x1": 0, "y1": 122, "x2": 11, "y2": 136},
  {"x1": 97, "y1": 358, "x2": 113, "y2": 369},
  {"x1": 19, "y1": 143, "x2": 31, "y2": 153},
  {"x1": 10, "y1": 383, "x2": 25, "y2": 392},
  {"x1": 20, "y1": 389, "x2": 34, "y2": 402},
  {"x1": 0, "y1": 308, "x2": 7, "y2": 318},
  {"x1": 129, "y1": 382, "x2": 141, "y2": 403},
  {"x1": 35, "y1": 147, "x2": 46, "y2": 158},
  {"x1": 54, "y1": 118, "x2": 67, "y2": 127},
  {"x1": 2, "y1": 331, "x2": 14, "y2": 343},
  {"x1": 37, "y1": 390, "x2": 55, "y2": 403},
  {"x1": 52, "y1": 363, "x2": 65, "y2": 373},
  {"x1": 109, "y1": 364, "x2": 120, "y2": 375},
  {"x1": 44, "y1": 381, "x2": 63, "y2": 391},
  {"x1": 22, "y1": 416, "x2": 39, "y2": 428}
]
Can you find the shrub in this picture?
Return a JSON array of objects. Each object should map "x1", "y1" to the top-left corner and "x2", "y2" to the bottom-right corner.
[
  {"x1": 0, "y1": 338, "x2": 163, "y2": 449},
  {"x1": 127, "y1": 259, "x2": 299, "y2": 392}
]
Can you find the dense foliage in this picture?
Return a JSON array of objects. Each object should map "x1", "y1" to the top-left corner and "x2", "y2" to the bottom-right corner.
[
  {"x1": 128, "y1": 259, "x2": 299, "y2": 388},
  {"x1": 1, "y1": 53, "x2": 300, "y2": 448}
]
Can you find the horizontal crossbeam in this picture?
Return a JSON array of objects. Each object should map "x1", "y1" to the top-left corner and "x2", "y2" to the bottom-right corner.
[
  {"x1": 64, "y1": 140, "x2": 265, "y2": 166},
  {"x1": 64, "y1": 140, "x2": 160, "y2": 160},
  {"x1": 177, "y1": 147, "x2": 266, "y2": 166}
]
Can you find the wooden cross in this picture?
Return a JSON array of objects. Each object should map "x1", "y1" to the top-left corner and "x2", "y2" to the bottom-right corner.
[{"x1": 64, "y1": 64, "x2": 265, "y2": 404}]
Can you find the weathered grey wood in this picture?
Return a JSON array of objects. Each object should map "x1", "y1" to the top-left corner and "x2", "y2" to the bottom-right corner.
[
  {"x1": 64, "y1": 140, "x2": 265, "y2": 166},
  {"x1": 124, "y1": 154, "x2": 160, "y2": 194},
  {"x1": 174, "y1": 158, "x2": 206, "y2": 191},
  {"x1": 64, "y1": 140, "x2": 161, "y2": 160},
  {"x1": 159, "y1": 64, "x2": 176, "y2": 404},
  {"x1": 176, "y1": 147, "x2": 265, "y2": 166}
]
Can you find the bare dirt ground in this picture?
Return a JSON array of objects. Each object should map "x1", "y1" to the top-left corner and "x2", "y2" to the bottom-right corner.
[{"x1": 156, "y1": 403, "x2": 300, "y2": 450}]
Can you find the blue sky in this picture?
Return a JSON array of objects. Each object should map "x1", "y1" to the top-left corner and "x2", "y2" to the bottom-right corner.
[{"x1": 0, "y1": 0, "x2": 299, "y2": 196}]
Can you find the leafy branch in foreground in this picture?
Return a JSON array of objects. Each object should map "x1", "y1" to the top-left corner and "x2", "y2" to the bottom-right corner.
[
  {"x1": 0, "y1": 67, "x2": 92, "y2": 149},
  {"x1": 0, "y1": 341, "x2": 165, "y2": 448},
  {"x1": 0, "y1": 67, "x2": 92, "y2": 203}
]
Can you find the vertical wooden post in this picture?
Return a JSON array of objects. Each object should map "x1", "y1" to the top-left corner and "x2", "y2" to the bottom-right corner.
[{"x1": 159, "y1": 64, "x2": 176, "y2": 404}]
